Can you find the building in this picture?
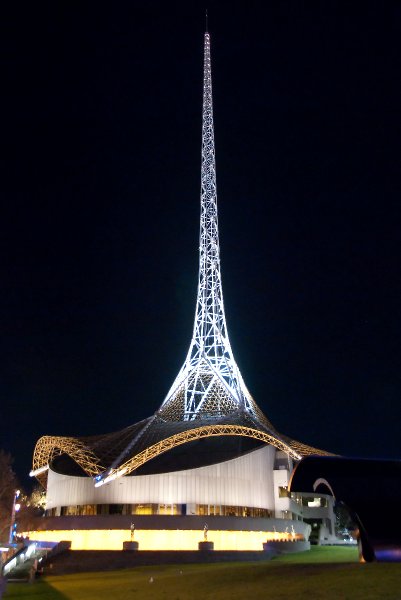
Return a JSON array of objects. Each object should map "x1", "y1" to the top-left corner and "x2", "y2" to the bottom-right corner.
[{"x1": 27, "y1": 30, "x2": 335, "y2": 552}]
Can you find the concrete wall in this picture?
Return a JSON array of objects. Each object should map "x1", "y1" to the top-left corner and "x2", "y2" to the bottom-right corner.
[
  {"x1": 29, "y1": 514, "x2": 309, "y2": 534},
  {"x1": 42, "y1": 550, "x2": 278, "y2": 575},
  {"x1": 273, "y1": 468, "x2": 291, "y2": 518}
]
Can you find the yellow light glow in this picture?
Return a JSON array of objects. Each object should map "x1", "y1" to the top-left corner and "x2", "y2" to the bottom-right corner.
[{"x1": 24, "y1": 528, "x2": 304, "y2": 551}]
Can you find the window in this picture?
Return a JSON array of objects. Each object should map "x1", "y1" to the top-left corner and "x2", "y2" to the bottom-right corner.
[
  {"x1": 197, "y1": 504, "x2": 208, "y2": 516},
  {"x1": 109, "y1": 504, "x2": 124, "y2": 515},
  {"x1": 134, "y1": 504, "x2": 155, "y2": 515},
  {"x1": 60, "y1": 505, "x2": 78, "y2": 516},
  {"x1": 279, "y1": 486, "x2": 289, "y2": 498},
  {"x1": 80, "y1": 504, "x2": 96, "y2": 515}
]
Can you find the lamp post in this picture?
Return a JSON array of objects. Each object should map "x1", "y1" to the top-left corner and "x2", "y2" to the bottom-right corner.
[{"x1": 8, "y1": 490, "x2": 21, "y2": 544}]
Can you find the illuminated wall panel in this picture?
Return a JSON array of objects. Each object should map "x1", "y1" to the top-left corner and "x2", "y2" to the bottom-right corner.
[
  {"x1": 46, "y1": 445, "x2": 276, "y2": 511},
  {"x1": 26, "y1": 525, "x2": 306, "y2": 551}
]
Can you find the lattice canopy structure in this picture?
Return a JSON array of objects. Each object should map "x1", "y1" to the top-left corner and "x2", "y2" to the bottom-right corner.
[
  {"x1": 31, "y1": 415, "x2": 331, "y2": 487},
  {"x1": 31, "y1": 31, "x2": 332, "y2": 490}
]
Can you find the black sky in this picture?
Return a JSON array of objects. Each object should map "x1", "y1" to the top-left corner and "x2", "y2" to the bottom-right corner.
[{"x1": 2, "y1": 2, "x2": 401, "y2": 487}]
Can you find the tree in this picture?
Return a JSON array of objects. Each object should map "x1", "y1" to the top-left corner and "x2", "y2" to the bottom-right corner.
[
  {"x1": 0, "y1": 450, "x2": 19, "y2": 542},
  {"x1": 335, "y1": 501, "x2": 356, "y2": 534},
  {"x1": 27, "y1": 486, "x2": 46, "y2": 512},
  {"x1": 16, "y1": 487, "x2": 46, "y2": 534}
]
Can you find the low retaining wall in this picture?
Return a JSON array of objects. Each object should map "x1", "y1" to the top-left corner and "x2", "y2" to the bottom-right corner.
[
  {"x1": 263, "y1": 540, "x2": 310, "y2": 553},
  {"x1": 43, "y1": 549, "x2": 278, "y2": 575}
]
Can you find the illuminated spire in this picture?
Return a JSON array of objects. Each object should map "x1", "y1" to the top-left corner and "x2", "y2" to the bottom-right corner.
[{"x1": 159, "y1": 32, "x2": 262, "y2": 422}]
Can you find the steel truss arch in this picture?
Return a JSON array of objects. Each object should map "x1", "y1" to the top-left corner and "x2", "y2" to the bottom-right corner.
[
  {"x1": 104, "y1": 424, "x2": 303, "y2": 481},
  {"x1": 31, "y1": 435, "x2": 104, "y2": 486}
]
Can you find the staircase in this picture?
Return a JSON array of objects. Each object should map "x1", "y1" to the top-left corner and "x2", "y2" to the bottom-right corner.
[{"x1": 2, "y1": 541, "x2": 71, "y2": 581}]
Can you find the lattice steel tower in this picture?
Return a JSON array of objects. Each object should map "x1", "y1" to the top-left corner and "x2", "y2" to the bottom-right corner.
[{"x1": 159, "y1": 32, "x2": 262, "y2": 423}]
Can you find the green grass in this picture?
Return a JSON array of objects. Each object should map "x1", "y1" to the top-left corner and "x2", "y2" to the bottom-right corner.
[{"x1": 5, "y1": 546, "x2": 401, "y2": 600}]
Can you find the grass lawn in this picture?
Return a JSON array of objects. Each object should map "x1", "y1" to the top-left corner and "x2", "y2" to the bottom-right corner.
[{"x1": 5, "y1": 546, "x2": 401, "y2": 600}]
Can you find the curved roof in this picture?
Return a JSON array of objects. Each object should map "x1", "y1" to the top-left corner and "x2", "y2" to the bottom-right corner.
[{"x1": 32, "y1": 409, "x2": 333, "y2": 486}]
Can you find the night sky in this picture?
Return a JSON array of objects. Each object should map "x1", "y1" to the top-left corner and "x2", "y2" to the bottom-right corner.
[{"x1": 2, "y1": 2, "x2": 401, "y2": 488}]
